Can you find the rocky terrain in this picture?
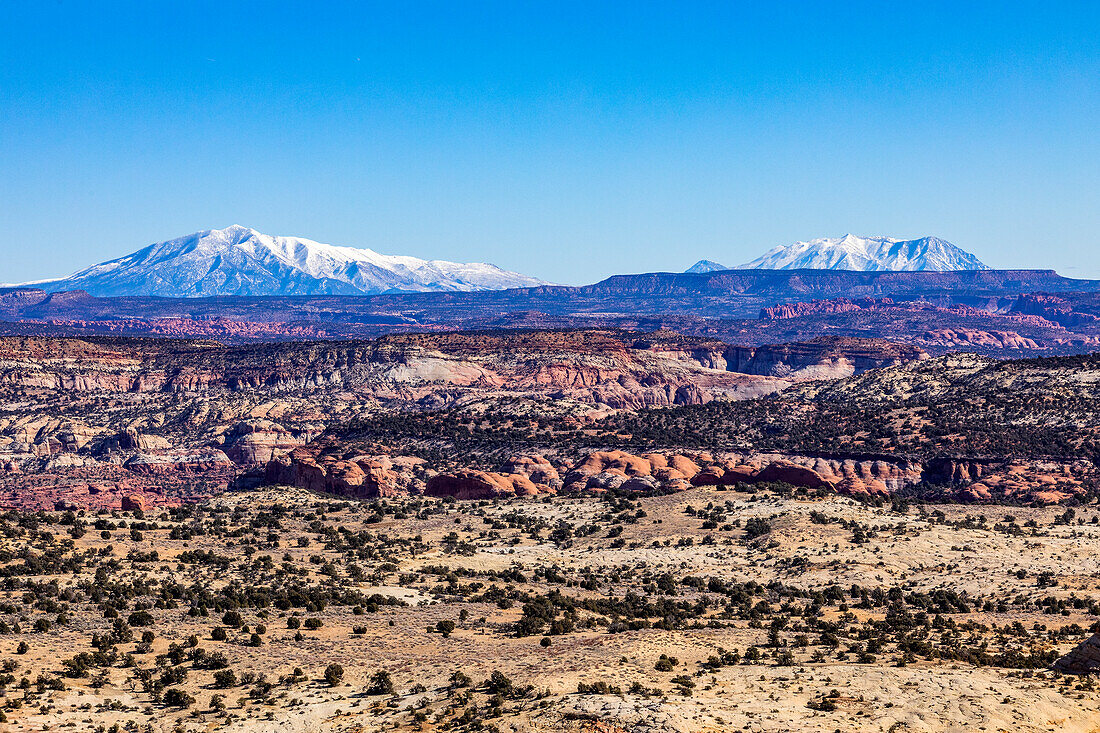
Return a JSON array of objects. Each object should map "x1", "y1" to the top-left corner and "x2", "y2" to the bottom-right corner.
[
  {"x1": 1, "y1": 324, "x2": 1099, "y2": 732},
  {"x1": 0, "y1": 330, "x2": 802, "y2": 511},
  {"x1": 4, "y1": 330, "x2": 1100, "y2": 512},
  {"x1": 756, "y1": 295, "x2": 1100, "y2": 355},
  {"x1": 603, "y1": 351, "x2": 1100, "y2": 471},
  {"x1": 722, "y1": 337, "x2": 927, "y2": 379}
]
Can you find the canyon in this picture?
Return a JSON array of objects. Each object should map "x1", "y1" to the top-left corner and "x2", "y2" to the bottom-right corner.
[{"x1": 1, "y1": 328, "x2": 1096, "y2": 512}]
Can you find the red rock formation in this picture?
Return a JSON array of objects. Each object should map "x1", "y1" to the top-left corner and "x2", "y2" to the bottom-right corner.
[
  {"x1": 121, "y1": 494, "x2": 150, "y2": 512},
  {"x1": 263, "y1": 449, "x2": 423, "y2": 498},
  {"x1": 759, "y1": 297, "x2": 1066, "y2": 334},
  {"x1": 754, "y1": 461, "x2": 834, "y2": 489},
  {"x1": 36, "y1": 317, "x2": 344, "y2": 341},
  {"x1": 689, "y1": 464, "x2": 756, "y2": 486},
  {"x1": 563, "y1": 451, "x2": 706, "y2": 491},
  {"x1": 425, "y1": 470, "x2": 544, "y2": 500},
  {"x1": 0, "y1": 465, "x2": 218, "y2": 511},
  {"x1": 1012, "y1": 294, "x2": 1100, "y2": 328},
  {"x1": 922, "y1": 329, "x2": 1041, "y2": 350},
  {"x1": 497, "y1": 455, "x2": 562, "y2": 488},
  {"x1": 256, "y1": 440, "x2": 1100, "y2": 505},
  {"x1": 759, "y1": 298, "x2": 891, "y2": 320}
]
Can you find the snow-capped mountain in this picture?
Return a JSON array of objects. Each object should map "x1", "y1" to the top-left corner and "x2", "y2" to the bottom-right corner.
[
  {"x1": 736, "y1": 235, "x2": 988, "y2": 272},
  {"x1": 37, "y1": 225, "x2": 549, "y2": 297},
  {"x1": 685, "y1": 259, "x2": 728, "y2": 274}
]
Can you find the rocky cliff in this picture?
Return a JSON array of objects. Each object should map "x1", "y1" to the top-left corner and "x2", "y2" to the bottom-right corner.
[
  {"x1": 0, "y1": 331, "x2": 790, "y2": 410},
  {"x1": 722, "y1": 336, "x2": 928, "y2": 379}
]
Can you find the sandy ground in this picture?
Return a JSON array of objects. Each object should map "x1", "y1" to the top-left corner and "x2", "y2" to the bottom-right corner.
[{"x1": 3, "y1": 486, "x2": 1100, "y2": 732}]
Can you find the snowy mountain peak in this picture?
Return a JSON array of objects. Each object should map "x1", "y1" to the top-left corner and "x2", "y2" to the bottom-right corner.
[
  {"x1": 736, "y1": 235, "x2": 988, "y2": 272},
  {"x1": 685, "y1": 259, "x2": 729, "y2": 274},
  {"x1": 35, "y1": 226, "x2": 550, "y2": 297}
]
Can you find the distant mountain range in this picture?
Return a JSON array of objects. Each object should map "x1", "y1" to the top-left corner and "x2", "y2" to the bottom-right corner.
[
  {"x1": 6, "y1": 265, "x2": 1100, "y2": 356},
  {"x1": 687, "y1": 235, "x2": 988, "y2": 274},
  {"x1": 6, "y1": 267, "x2": 1095, "y2": 322},
  {"x1": 33, "y1": 225, "x2": 548, "y2": 297},
  {"x1": 684, "y1": 259, "x2": 729, "y2": 274},
  {"x1": 19, "y1": 229, "x2": 995, "y2": 298}
]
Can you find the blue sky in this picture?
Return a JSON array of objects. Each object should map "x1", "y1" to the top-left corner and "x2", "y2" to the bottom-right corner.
[{"x1": 2, "y1": 1, "x2": 1099, "y2": 284}]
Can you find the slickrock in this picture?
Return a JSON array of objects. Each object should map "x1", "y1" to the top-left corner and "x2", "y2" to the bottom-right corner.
[
  {"x1": 689, "y1": 463, "x2": 756, "y2": 486},
  {"x1": 497, "y1": 454, "x2": 562, "y2": 488},
  {"x1": 0, "y1": 417, "x2": 105, "y2": 456},
  {"x1": 620, "y1": 475, "x2": 661, "y2": 491},
  {"x1": 562, "y1": 450, "x2": 915, "y2": 494}
]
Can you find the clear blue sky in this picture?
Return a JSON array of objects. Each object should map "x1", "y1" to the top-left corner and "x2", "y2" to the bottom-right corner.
[{"x1": 2, "y1": 1, "x2": 1099, "y2": 285}]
